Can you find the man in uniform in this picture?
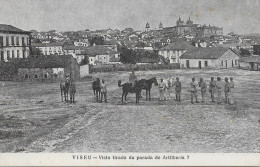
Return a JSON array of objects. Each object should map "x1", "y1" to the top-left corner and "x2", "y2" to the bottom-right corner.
[
  {"x1": 129, "y1": 70, "x2": 137, "y2": 91},
  {"x1": 229, "y1": 77, "x2": 235, "y2": 104},
  {"x1": 209, "y1": 77, "x2": 216, "y2": 102},
  {"x1": 158, "y1": 79, "x2": 166, "y2": 101},
  {"x1": 224, "y1": 77, "x2": 230, "y2": 104},
  {"x1": 198, "y1": 77, "x2": 207, "y2": 103},
  {"x1": 216, "y1": 77, "x2": 222, "y2": 104},
  {"x1": 190, "y1": 77, "x2": 198, "y2": 104},
  {"x1": 173, "y1": 77, "x2": 182, "y2": 102}
]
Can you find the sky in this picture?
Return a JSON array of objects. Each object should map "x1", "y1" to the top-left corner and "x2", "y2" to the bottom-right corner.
[{"x1": 0, "y1": 0, "x2": 260, "y2": 34}]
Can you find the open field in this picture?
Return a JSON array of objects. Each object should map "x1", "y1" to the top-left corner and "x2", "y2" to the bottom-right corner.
[{"x1": 0, "y1": 69, "x2": 259, "y2": 152}]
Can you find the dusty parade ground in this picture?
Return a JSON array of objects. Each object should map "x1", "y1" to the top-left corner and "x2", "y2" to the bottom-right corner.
[{"x1": 0, "y1": 69, "x2": 259, "y2": 153}]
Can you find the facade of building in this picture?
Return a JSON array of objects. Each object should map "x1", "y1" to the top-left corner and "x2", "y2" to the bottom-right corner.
[
  {"x1": 239, "y1": 55, "x2": 260, "y2": 71},
  {"x1": 16, "y1": 55, "x2": 80, "y2": 81},
  {"x1": 162, "y1": 17, "x2": 223, "y2": 38},
  {"x1": 84, "y1": 45, "x2": 118, "y2": 65},
  {"x1": 180, "y1": 47, "x2": 240, "y2": 69},
  {"x1": 32, "y1": 41, "x2": 72, "y2": 55},
  {"x1": 158, "y1": 41, "x2": 195, "y2": 63},
  {"x1": 0, "y1": 24, "x2": 31, "y2": 62}
]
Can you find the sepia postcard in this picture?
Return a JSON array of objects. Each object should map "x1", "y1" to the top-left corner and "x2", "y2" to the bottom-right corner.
[{"x1": 0, "y1": 0, "x2": 259, "y2": 166}]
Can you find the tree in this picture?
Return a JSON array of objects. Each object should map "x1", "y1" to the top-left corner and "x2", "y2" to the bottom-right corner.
[
  {"x1": 89, "y1": 36, "x2": 104, "y2": 46},
  {"x1": 80, "y1": 55, "x2": 89, "y2": 65},
  {"x1": 119, "y1": 46, "x2": 138, "y2": 64},
  {"x1": 30, "y1": 46, "x2": 43, "y2": 57},
  {"x1": 240, "y1": 48, "x2": 251, "y2": 57}
]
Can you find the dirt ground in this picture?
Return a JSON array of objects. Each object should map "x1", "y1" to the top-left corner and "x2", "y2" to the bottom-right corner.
[{"x1": 0, "y1": 69, "x2": 259, "y2": 153}]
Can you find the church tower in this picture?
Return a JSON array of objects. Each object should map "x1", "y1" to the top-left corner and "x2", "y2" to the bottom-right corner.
[
  {"x1": 145, "y1": 22, "x2": 150, "y2": 32},
  {"x1": 176, "y1": 16, "x2": 184, "y2": 26},
  {"x1": 159, "y1": 22, "x2": 163, "y2": 30}
]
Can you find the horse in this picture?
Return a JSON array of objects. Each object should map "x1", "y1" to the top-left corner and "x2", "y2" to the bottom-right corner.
[
  {"x1": 118, "y1": 80, "x2": 145, "y2": 104},
  {"x1": 69, "y1": 81, "x2": 76, "y2": 103},
  {"x1": 139, "y1": 77, "x2": 158, "y2": 101},
  {"x1": 92, "y1": 78, "x2": 101, "y2": 102},
  {"x1": 60, "y1": 79, "x2": 70, "y2": 102}
]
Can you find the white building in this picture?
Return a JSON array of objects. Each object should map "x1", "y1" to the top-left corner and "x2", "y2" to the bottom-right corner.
[
  {"x1": 158, "y1": 41, "x2": 195, "y2": 63},
  {"x1": 180, "y1": 47, "x2": 240, "y2": 69},
  {"x1": 32, "y1": 41, "x2": 68, "y2": 55},
  {"x1": 0, "y1": 24, "x2": 31, "y2": 62}
]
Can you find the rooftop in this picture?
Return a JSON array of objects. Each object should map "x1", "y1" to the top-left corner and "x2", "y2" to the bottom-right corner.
[
  {"x1": 180, "y1": 46, "x2": 234, "y2": 59},
  {"x1": 239, "y1": 55, "x2": 260, "y2": 63},
  {"x1": 84, "y1": 45, "x2": 118, "y2": 56},
  {"x1": 14, "y1": 55, "x2": 76, "y2": 68},
  {"x1": 0, "y1": 24, "x2": 31, "y2": 34},
  {"x1": 159, "y1": 41, "x2": 195, "y2": 50}
]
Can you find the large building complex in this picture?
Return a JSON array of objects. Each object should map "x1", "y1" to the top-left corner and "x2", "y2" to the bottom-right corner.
[
  {"x1": 161, "y1": 17, "x2": 223, "y2": 38},
  {"x1": 0, "y1": 24, "x2": 31, "y2": 62}
]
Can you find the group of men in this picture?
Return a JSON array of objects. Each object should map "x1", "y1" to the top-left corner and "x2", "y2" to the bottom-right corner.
[
  {"x1": 129, "y1": 70, "x2": 235, "y2": 105},
  {"x1": 158, "y1": 77, "x2": 235, "y2": 104},
  {"x1": 189, "y1": 76, "x2": 235, "y2": 104}
]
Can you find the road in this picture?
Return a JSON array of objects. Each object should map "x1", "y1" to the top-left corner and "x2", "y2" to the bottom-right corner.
[{"x1": 0, "y1": 69, "x2": 259, "y2": 152}]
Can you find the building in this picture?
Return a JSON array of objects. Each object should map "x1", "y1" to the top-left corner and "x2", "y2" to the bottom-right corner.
[
  {"x1": 180, "y1": 47, "x2": 240, "y2": 69},
  {"x1": 84, "y1": 45, "x2": 119, "y2": 65},
  {"x1": 32, "y1": 41, "x2": 71, "y2": 55},
  {"x1": 0, "y1": 24, "x2": 31, "y2": 62},
  {"x1": 239, "y1": 55, "x2": 260, "y2": 71},
  {"x1": 162, "y1": 17, "x2": 223, "y2": 38},
  {"x1": 158, "y1": 41, "x2": 195, "y2": 63},
  {"x1": 16, "y1": 55, "x2": 80, "y2": 81}
]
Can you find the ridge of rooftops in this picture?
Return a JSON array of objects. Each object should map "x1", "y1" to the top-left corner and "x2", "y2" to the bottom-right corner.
[
  {"x1": 7, "y1": 55, "x2": 76, "y2": 69},
  {"x1": 180, "y1": 46, "x2": 239, "y2": 59},
  {"x1": 0, "y1": 24, "x2": 31, "y2": 34}
]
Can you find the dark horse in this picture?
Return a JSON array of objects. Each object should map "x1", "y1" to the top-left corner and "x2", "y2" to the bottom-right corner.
[
  {"x1": 140, "y1": 77, "x2": 158, "y2": 101},
  {"x1": 60, "y1": 79, "x2": 70, "y2": 102},
  {"x1": 118, "y1": 80, "x2": 145, "y2": 104},
  {"x1": 92, "y1": 78, "x2": 101, "y2": 102}
]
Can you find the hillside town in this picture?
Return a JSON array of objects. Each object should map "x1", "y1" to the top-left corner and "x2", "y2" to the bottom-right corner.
[{"x1": 1, "y1": 16, "x2": 260, "y2": 81}]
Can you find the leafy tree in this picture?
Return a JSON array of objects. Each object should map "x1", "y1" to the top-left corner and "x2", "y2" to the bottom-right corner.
[
  {"x1": 240, "y1": 48, "x2": 251, "y2": 57},
  {"x1": 119, "y1": 47, "x2": 138, "y2": 64},
  {"x1": 89, "y1": 36, "x2": 104, "y2": 46},
  {"x1": 30, "y1": 47, "x2": 43, "y2": 57},
  {"x1": 80, "y1": 55, "x2": 89, "y2": 65}
]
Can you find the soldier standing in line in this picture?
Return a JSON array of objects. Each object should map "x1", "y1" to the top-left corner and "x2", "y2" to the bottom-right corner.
[
  {"x1": 229, "y1": 77, "x2": 235, "y2": 104},
  {"x1": 173, "y1": 77, "x2": 182, "y2": 102},
  {"x1": 216, "y1": 77, "x2": 222, "y2": 104},
  {"x1": 224, "y1": 77, "x2": 230, "y2": 104},
  {"x1": 100, "y1": 79, "x2": 107, "y2": 103},
  {"x1": 158, "y1": 79, "x2": 166, "y2": 101},
  {"x1": 190, "y1": 77, "x2": 199, "y2": 104},
  {"x1": 209, "y1": 77, "x2": 216, "y2": 102},
  {"x1": 198, "y1": 77, "x2": 207, "y2": 103}
]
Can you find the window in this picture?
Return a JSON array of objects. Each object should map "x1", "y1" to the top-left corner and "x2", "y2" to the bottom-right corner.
[
  {"x1": 25, "y1": 74, "x2": 29, "y2": 79},
  {"x1": 205, "y1": 61, "x2": 208, "y2": 67},
  {"x1": 221, "y1": 60, "x2": 224, "y2": 66},
  {"x1": 22, "y1": 37, "x2": 25, "y2": 46},
  {"x1": 6, "y1": 36, "x2": 9, "y2": 46},
  {"x1": 27, "y1": 37, "x2": 29, "y2": 45},
  {"x1": 34, "y1": 74, "x2": 39, "y2": 79},
  {"x1": 235, "y1": 60, "x2": 237, "y2": 65},
  {"x1": 0, "y1": 36, "x2": 3, "y2": 46},
  {"x1": 11, "y1": 36, "x2": 14, "y2": 46},
  {"x1": 12, "y1": 50, "x2": 14, "y2": 58},
  {"x1": 1, "y1": 51, "x2": 4, "y2": 61},
  {"x1": 7, "y1": 51, "x2": 10, "y2": 60},
  {"x1": 16, "y1": 37, "x2": 19, "y2": 46},
  {"x1": 44, "y1": 74, "x2": 48, "y2": 79},
  {"x1": 17, "y1": 50, "x2": 20, "y2": 58},
  {"x1": 22, "y1": 50, "x2": 26, "y2": 58}
]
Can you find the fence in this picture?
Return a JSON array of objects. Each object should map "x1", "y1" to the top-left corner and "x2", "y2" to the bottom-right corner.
[{"x1": 90, "y1": 63, "x2": 180, "y2": 73}]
